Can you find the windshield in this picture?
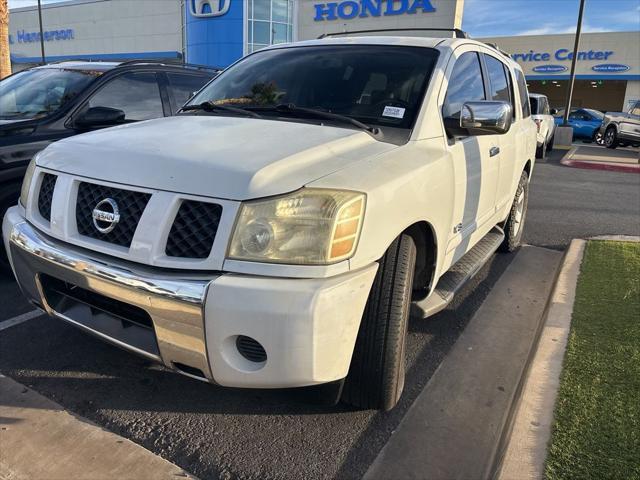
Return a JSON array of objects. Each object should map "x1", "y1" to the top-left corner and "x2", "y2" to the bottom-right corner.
[
  {"x1": 190, "y1": 45, "x2": 439, "y2": 130},
  {"x1": 584, "y1": 109, "x2": 604, "y2": 120},
  {"x1": 529, "y1": 97, "x2": 539, "y2": 115},
  {"x1": 0, "y1": 68, "x2": 100, "y2": 120}
]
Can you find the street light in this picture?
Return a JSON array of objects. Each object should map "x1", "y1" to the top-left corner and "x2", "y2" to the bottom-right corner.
[
  {"x1": 562, "y1": 0, "x2": 586, "y2": 125},
  {"x1": 37, "y1": 0, "x2": 45, "y2": 64}
]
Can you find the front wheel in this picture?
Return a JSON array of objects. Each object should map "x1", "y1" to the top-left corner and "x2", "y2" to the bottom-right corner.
[
  {"x1": 604, "y1": 126, "x2": 618, "y2": 149},
  {"x1": 499, "y1": 170, "x2": 529, "y2": 253},
  {"x1": 341, "y1": 234, "x2": 416, "y2": 411}
]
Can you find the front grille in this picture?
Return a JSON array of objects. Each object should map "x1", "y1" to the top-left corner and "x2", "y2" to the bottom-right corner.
[
  {"x1": 41, "y1": 274, "x2": 153, "y2": 330},
  {"x1": 76, "y1": 182, "x2": 151, "y2": 248},
  {"x1": 236, "y1": 336, "x2": 267, "y2": 363},
  {"x1": 40, "y1": 274, "x2": 159, "y2": 357},
  {"x1": 166, "y1": 200, "x2": 222, "y2": 259},
  {"x1": 38, "y1": 174, "x2": 57, "y2": 221}
]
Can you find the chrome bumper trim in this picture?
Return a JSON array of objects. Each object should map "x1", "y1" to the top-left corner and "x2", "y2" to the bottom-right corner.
[{"x1": 9, "y1": 220, "x2": 217, "y2": 380}]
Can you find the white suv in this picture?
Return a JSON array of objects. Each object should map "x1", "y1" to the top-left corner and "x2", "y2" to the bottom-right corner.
[
  {"x1": 529, "y1": 93, "x2": 556, "y2": 159},
  {"x1": 4, "y1": 33, "x2": 536, "y2": 410}
]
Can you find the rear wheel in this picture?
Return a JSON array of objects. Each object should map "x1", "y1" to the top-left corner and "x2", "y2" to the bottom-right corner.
[
  {"x1": 536, "y1": 140, "x2": 547, "y2": 160},
  {"x1": 499, "y1": 171, "x2": 529, "y2": 253},
  {"x1": 342, "y1": 234, "x2": 416, "y2": 411},
  {"x1": 604, "y1": 126, "x2": 618, "y2": 149},
  {"x1": 592, "y1": 130, "x2": 604, "y2": 145},
  {"x1": 546, "y1": 134, "x2": 554, "y2": 152}
]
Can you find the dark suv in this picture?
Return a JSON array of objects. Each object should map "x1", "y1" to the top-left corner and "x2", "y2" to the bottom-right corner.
[{"x1": 0, "y1": 60, "x2": 217, "y2": 265}]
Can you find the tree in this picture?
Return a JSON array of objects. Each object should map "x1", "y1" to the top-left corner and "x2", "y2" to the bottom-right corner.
[{"x1": 0, "y1": 0, "x2": 10, "y2": 79}]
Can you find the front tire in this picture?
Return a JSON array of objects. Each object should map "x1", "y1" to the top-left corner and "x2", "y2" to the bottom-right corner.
[
  {"x1": 342, "y1": 234, "x2": 416, "y2": 411},
  {"x1": 499, "y1": 171, "x2": 529, "y2": 253},
  {"x1": 604, "y1": 126, "x2": 618, "y2": 149},
  {"x1": 536, "y1": 140, "x2": 547, "y2": 160}
]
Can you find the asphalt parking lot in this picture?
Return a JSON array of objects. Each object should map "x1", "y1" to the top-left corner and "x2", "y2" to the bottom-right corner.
[{"x1": 1, "y1": 148, "x2": 639, "y2": 479}]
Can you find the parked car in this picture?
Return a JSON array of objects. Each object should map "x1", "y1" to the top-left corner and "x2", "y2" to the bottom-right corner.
[
  {"x1": 599, "y1": 100, "x2": 640, "y2": 149},
  {"x1": 0, "y1": 60, "x2": 218, "y2": 267},
  {"x1": 529, "y1": 93, "x2": 556, "y2": 159},
  {"x1": 3, "y1": 33, "x2": 536, "y2": 410},
  {"x1": 553, "y1": 108, "x2": 604, "y2": 142}
]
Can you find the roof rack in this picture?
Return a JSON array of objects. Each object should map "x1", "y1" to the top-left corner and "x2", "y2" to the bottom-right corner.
[
  {"x1": 46, "y1": 59, "x2": 100, "y2": 64},
  {"x1": 318, "y1": 28, "x2": 469, "y2": 39},
  {"x1": 41, "y1": 59, "x2": 221, "y2": 71},
  {"x1": 484, "y1": 42, "x2": 512, "y2": 59},
  {"x1": 117, "y1": 59, "x2": 221, "y2": 72}
]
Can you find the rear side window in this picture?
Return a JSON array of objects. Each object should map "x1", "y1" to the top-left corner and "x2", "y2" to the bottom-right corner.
[
  {"x1": 87, "y1": 72, "x2": 163, "y2": 121},
  {"x1": 484, "y1": 55, "x2": 510, "y2": 103},
  {"x1": 167, "y1": 73, "x2": 212, "y2": 112},
  {"x1": 443, "y1": 52, "x2": 486, "y2": 119},
  {"x1": 514, "y1": 69, "x2": 531, "y2": 118}
]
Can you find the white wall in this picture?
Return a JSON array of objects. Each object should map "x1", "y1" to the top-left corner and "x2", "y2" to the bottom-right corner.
[
  {"x1": 623, "y1": 81, "x2": 640, "y2": 111},
  {"x1": 9, "y1": 0, "x2": 182, "y2": 60},
  {"x1": 480, "y1": 31, "x2": 640, "y2": 79}
]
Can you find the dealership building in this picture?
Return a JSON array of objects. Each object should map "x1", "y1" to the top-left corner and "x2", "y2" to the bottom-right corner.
[{"x1": 7, "y1": 0, "x2": 639, "y2": 111}]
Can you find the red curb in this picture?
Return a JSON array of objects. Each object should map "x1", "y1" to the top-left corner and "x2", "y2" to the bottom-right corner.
[{"x1": 561, "y1": 158, "x2": 640, "y2": 174}]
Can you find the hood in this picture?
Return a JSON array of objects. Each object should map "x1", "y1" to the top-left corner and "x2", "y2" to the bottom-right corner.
[{"x1": 36, "y1": 115, "x2": 396, "y2": 200}]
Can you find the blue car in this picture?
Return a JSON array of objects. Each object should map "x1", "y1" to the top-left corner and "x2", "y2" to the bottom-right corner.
[{"x1": 554, "y1": 108, "x2": 605, "y2": 142}]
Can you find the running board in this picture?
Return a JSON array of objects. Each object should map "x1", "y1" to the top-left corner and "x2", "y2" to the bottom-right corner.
[{"x1": 414, "y1": 227, "x2": 505, "y2": 318}]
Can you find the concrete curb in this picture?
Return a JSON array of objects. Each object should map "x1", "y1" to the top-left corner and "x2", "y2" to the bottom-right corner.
[
  {"x1": 590, "y1": 235, "x2": 640, "y2": 242},
  {"x1": 496, "y1": 239, "x2": 586, "y2": 480},
  {"x1": 0, "y1": 375, "x2": 196, "y2": 480},
  {"x1": 560, "y1": 148, "x2": 640, "y2": 174}
]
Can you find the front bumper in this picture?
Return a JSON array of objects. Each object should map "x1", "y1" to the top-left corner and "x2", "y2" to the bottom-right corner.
[{"x1": 3, "y1": 207, "x2": 377, "y2": 388}]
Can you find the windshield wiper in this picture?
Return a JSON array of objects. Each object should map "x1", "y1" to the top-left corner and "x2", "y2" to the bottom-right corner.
[
  {"x1": 180, "y1": 101, "x2": 262, "y2": 119},
  {"x1": 249, "y1": 104, "x2": 380, "y2": 135}
]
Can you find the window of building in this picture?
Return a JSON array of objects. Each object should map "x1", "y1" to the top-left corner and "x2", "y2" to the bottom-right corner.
[
  {"x1": 87, "y1": 72, "x2": 163, "y2": 121},
  {"x1": 443, "y1": 52, "x2": 486, "y2": 119},
  {"x1": 247, "y1": 0, "x2": 294, "y2": 54}
]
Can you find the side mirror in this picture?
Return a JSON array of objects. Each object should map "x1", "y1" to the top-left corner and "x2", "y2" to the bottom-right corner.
[
  {"x1": 445, "y1": 101, "x2": 513, "y2": 137},
  {"x1": 550, "y1": 108, "x2": 558, "y2": 115},
  {"x1": 75, "y1": 106, "x2": 125, "y2": 129}
]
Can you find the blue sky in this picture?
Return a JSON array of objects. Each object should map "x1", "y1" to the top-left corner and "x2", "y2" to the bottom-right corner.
[
  {"x1": 8, "y1": 0, "x2": 640, "y2": 38},
  {"x1": 463, "y1": 0, "x2": 640, "y2": 37}
]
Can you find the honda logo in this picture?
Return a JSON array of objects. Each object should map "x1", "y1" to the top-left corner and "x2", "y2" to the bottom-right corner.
[{"x1": 189, "y1": 0, "x2": 231, "y2": 17}]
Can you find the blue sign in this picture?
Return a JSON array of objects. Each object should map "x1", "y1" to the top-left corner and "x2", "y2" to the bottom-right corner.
[
  {"x1": 592, "y1": 63, "x2": 630, "y2": 73},
  {"x1": 314, "y1": 0, "x2": 436, "y2": 22},
  {"x1": 185, "y1": 0, "x2": 243, "y2": 68},
  {"x1": 532, "y1": 65, "x2": 567, "y2": 73},
  {"x1": 10, "y1": 29, "x2": 74, "y2": 44}
]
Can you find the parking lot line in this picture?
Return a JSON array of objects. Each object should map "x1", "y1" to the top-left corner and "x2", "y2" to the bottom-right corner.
[{"x1": 0, "y1": 310, "x2": 44, "y2": 332}]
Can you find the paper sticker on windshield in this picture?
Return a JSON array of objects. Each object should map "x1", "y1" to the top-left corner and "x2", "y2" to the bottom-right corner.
[{"x1": 383, "y1": 106, "x2": 406, "y2": 119}]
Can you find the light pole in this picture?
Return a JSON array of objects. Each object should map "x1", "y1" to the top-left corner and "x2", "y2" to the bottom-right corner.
[
  {"x1": 37, "y1": 0, "x2": 45, "y2": 64},
  {"x1": 562, "y1": 0, "x2": 586, "y2": 125}
]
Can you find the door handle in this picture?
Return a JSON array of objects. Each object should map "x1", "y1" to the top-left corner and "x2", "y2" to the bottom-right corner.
[{"x1": 489, "y1": 146, "x2": 500, "y2": 157}]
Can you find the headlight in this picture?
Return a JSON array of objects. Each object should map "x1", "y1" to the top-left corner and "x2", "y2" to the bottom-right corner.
[
  {"x1": 228, "y1": 188, "x2": 366, "y2": 265},
  {"x1": 19, "y1": 158, "x2": 36, "y2": 208}
]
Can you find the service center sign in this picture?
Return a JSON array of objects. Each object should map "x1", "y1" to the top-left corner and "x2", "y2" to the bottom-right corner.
[{"x1": 314, "y1": 0, "x2": 436, "y2": 21}]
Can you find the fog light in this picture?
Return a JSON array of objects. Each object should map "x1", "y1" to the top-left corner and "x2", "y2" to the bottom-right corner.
[{"x1": 236, "y1": 335, "x2": 267, "y2": 363}]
